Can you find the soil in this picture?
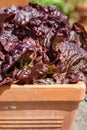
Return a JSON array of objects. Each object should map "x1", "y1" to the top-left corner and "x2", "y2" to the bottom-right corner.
[{"x1": 73, "y1": 94, "x2": 87, "y2": 130}]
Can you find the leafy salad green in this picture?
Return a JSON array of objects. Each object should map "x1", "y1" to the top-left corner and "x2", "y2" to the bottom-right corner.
[{"x1": 30, "y1": 0, "x2": 74, "y2": 15}]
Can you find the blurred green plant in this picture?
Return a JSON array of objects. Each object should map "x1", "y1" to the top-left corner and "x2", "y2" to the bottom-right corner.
[
  {"x1": 30, "y1": 0, "x2": 74, "y2": 16},
  {"x1": 73, "y1": 0, "x2": 87, "y2": 3}
]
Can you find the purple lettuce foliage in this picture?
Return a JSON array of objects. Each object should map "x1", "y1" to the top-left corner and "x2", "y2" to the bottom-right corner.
[{"x1": 0, "y1": 2, "x2": 87, "y2": 86}]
